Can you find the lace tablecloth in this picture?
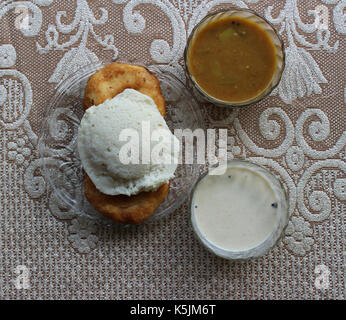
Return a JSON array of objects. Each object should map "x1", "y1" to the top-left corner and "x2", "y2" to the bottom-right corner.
[{"x1": 0, "y1": 0, "x2": 344, "y2": 300}]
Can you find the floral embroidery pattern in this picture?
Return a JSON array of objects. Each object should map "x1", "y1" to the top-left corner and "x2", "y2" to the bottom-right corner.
[
  {"x1": 265, "y1": 0, "x2": 339, "y2": 103},
  {"x1": 284, "y1": 216, "x2": 314, "y2": 256},
  {"x1": 7, "y1": 136, "x2": 31, "y2": 166},
  {"x1": 37, "y1": 0, "x2": 118, "y2": 85},
  {"x1": 0, "y1": 44, "x2": 16, "y2": 68},
  {"x1": 68, "y1": 217, "x2": 99, "y2": 253}
]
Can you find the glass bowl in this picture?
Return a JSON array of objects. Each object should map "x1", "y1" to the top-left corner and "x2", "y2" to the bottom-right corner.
[
  {"x1": 38, "y1": 62, "x2": 205, "y2": 225},
  {"x1": 190, "y1": 160, "x2": 289, "y2": 260},
  {"x1": 184, "y1": 8, "x2": 285, "y2": 107}
]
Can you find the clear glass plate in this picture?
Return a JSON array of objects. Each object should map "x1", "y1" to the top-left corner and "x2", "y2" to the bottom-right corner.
[{"x1": 38, "y1": 62, "x2": 205, "y2": 225}]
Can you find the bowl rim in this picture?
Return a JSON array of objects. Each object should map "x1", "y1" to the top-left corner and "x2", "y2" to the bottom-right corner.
[
  {"x1": 183, "y1": 7, "x2": 286, "y2": 108},
  {"x1": 38, "y1": 61, "x2": 206, "y2": 225}
]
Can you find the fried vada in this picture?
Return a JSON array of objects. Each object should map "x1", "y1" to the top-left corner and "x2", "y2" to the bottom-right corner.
[
  {"x1": 84, "y1": 62, "x2": 166, "y2": 116},
  {"x1": 82, "y1": 62, "x2": 170, "y2": 224}
]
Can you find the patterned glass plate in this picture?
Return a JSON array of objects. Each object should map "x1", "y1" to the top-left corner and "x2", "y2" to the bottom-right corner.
[{"x1": 38, "y1": 62, "x2": 205, "y2": 225}]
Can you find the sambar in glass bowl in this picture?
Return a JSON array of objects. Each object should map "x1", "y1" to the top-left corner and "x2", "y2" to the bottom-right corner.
[{"x1": 184, "y1": 8, "x2": 285, "y2": 107}]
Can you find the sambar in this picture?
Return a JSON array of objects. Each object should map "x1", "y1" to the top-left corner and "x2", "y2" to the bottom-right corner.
[{"x1": 185, "y1": 9, "x2": 284, "y2": 106}]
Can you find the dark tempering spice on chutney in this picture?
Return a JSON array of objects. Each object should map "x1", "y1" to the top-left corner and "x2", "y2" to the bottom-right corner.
[{"x1": 188, "y1": 16, "x2": 277, "y2": 103}]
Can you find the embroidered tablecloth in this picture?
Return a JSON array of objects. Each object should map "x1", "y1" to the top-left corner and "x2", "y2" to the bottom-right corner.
[{"x1": 0, "y1": 0, "x2": 344, "y2": 300}]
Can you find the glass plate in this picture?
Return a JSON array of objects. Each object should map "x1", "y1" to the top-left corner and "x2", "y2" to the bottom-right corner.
[{"x1": 38, "y1": 62, "x2": 205, "y2": 225}]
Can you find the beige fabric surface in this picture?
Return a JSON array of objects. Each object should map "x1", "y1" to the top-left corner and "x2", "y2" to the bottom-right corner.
[{"x1": 0, "y1": 0, "x2": 345, "y2": 299}]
